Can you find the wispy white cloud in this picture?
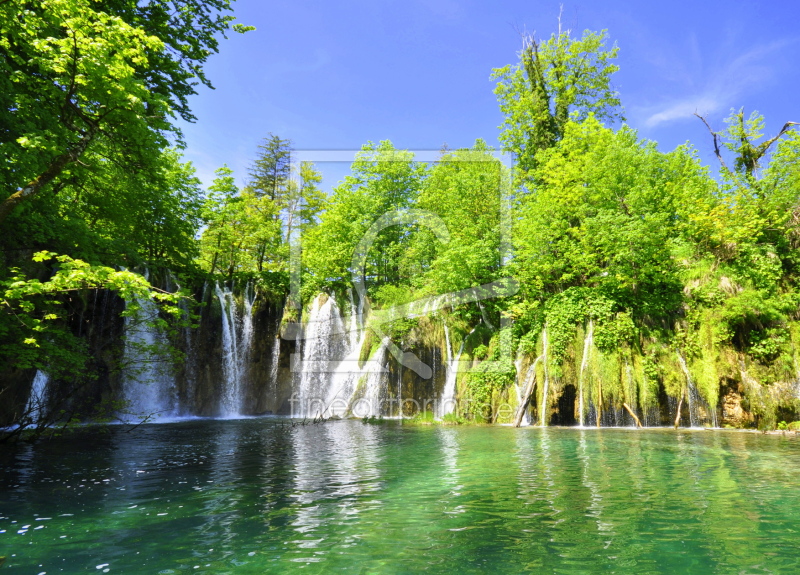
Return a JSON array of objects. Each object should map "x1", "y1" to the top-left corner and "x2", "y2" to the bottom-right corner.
[
  {"x1": 644, "y1": 96, "x2": 722, "y2": 128},
  {"x1": 641, "y1": 38, "x2": 797, "y2": 128}
]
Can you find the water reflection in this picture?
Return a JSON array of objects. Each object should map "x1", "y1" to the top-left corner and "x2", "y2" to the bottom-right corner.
[
  {"x1": 436, "y1": 427, "x2": 460, "y2": 494},
  {"x1": 286, "y1": 422, "x2": 383, "y2": 564},
  {"x1": 3, "y1": 423, "x2": 800, "y2": 574}
]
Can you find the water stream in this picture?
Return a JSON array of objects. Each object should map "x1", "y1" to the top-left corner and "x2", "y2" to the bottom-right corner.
[
  {"x1": 437, "y1": 324, "x2": 465, "y2": 418},
  {"x1": 539, "y1": 327, "x2": 550, "y2": 427},
  {"x1": 578, "y1": 320, "x2": 593, "y2": 428},
  {"x1": 24, "y1": 370, "x2": 49, "y2": 425},
  {"x1": 677, "y1": 352, "x2": 716, "y2": 427},
  {"x1": 296, "y1": 294, "x2": 380, "y2": 418},
  {"x1": 514, "y1": 360, "x2": 533, "y2": 426},
  {"x1": 214, "y1": 283, "x2": 243, "y2": 416},
  {"x1": 121, "y1": 295, "x2": 177, "y2": 421}
]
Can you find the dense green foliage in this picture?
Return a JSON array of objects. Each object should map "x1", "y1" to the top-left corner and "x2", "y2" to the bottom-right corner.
[
  {"x1": 0, "y1": 0, "x2": 251, "y2": 432},
  {"x1": 2, "y1": 10, "x2": 799, "y2": 431},
  {"x1": 492, "y1": 28, "x2": 623, "y2": 177}
]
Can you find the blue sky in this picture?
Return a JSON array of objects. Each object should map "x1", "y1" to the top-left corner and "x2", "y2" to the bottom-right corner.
[{"x1": 178, "y1": 0, "x2": 800, "y2": 191}]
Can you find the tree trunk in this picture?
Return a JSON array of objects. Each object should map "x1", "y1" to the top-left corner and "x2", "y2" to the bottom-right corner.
[
  {"x1": 578, "y1": 319, "x2": 593, "y2": 426},
  {"x1": 596, "y1": 379, "x2": 603, "y2": 428},
  {"x1": 623, "y1": 403, "x2": 643, "y2": 428},
  {"x1": 674, "y1": 395, "x2": 684, "y2": 429},
  {"x1": 513, "y1": 355, "x2": 542, "y2": 427}
]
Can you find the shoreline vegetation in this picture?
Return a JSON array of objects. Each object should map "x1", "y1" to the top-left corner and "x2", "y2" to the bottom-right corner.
[{"x1": 2, "y1": 2, "x2": 800, "y2": 438}]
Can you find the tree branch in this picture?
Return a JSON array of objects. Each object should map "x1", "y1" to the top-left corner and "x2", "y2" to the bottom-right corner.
[
  {"x1": 755, "y1": 121, "x2": 799, "y2": 157},
  {"x1": 0, "y1": 124, "x2": 99, "y2": 226},
  {"x1": 694, "y1": 112, "x2": 729, "y2": 173}
]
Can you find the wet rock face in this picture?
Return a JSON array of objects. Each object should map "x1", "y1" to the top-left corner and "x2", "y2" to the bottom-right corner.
[
  {"x1": 386, "y1": 344, "x2": 446, "y2": 416},
  {"x1": 243, "y1": 299, "x2": 294, "y2": 415},
  {"x1": 175, "y1": 289, "x2": 225, "y2": 416},
  {"x1": 1, "y1": 289, "x2": 127, "y2": 428},
  {"x1": 720, "y1": 385, "x2": 753, "y2": 428},
  {"x1": 0, "y1": 366, "x2": 36, "y2": 427},
  {"x1": 11, "y1": 282, "x2": 796, "y2": 429},
  {"x1": 174, "y1": 291, "x2": 293, "y2": 416}
]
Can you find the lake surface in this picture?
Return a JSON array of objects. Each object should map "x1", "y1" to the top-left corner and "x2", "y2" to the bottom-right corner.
[{"x1": 1, "y1": 419, "x2": 800, "y2": 574}]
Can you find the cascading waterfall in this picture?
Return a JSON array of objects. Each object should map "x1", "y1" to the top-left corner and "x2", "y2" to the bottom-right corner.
[
  {"x1": 355, "y1": 337, "x2": 390, "y2": 418},
  {"x1": 514, "y1": 359, "x2": 533, "y2": 426},
  {"x1": 677, "y1": 353, "x2": 701, "y2": 427},
  {"x1": 323, "y1": 326, "x2": 368, "y2": 418},
  {"x1": 578, "y1": 320, "x2": 593, "y2": 428},
  {"x1": 241, "y1": 282, "x2": 256, "y2": 357},
  {"x1": 295, "y1": 292, "x2": 393, "y2": 419},
  {"x1": 215, "y1": 283, "x2": 240, "y2": 415},
  {"x1": 677, "y1": 352, "x2": 717, "y2": 428},
  {"x1": 396, "y1": 357, "x2": 404, "y2": 417},
  {"x1": 683, "y1": 355, "x2": 697, "y2": 427},
  {"x1": 539, "y1": 327, "x2": 550, "y2": 427},
  {"x1": 214, "y1": 282, "x2": 255, "y2": 417},
  {"x1": 122, "y1": 294, "x2": 177, "y2": 421},
  {"x1": 296, "y1": 294, "x2": 352, "y2": 418},
  {"x1": 347, "y1": 288, "x2": 360, "y2": 349},
  {"x1": 437, "y1": 325, "x2": 466, "y2": 418},
  {"x1": 105, "y1": 275, "x2": 737, "y2": 427},
  {"x1": 321, "y1": 289, "x2": 369, "y2": 417},
  {"x1": 269, "y1": 314, "x2": 281, "y2": 392},
  {"x1": 25, "y1": 370, "x2": 50, "y2": 425}
]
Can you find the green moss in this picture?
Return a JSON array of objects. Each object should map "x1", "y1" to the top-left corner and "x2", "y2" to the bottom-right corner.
[
  {"x1": 463, "y1": 359, "x2": 515, "y2": 422},
  {"x1": 361, "y1": 415, "x2": 385, "y2": 425},
  {"x1": 358, "y1": 329, "x2": 376, "y2": 368},
  {"x1": 404, "y1": 411, "x2": 468, "y2": 426},
  {"x1": 406, "y1": 411, "x2": 436, "y2": 425}
]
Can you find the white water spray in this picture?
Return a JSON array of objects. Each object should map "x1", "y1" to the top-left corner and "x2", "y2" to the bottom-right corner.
[
  {"x1": 539, "y1": 327, "x2": 550, "y2": 427},
  {"x1": 578, "y1": 320, "x2": 593, "y2": 428},
  {"x1": 25, "y1": 370, "x2": 50, "y2": 425},
  {"x1": 514, "y1": 359, "x2": 533, "y2": 426},
  {"x1": 214, "y1": 283, "x2": 248, "y2": 416},
  {"x1": 122, "y1": 294, "x2": 177, "y2": 421},
  {"x1": 437, "y1": 325, "x2": 466, "y2": 418}
]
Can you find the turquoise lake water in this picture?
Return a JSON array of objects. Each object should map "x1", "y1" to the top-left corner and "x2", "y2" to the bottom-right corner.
[{"x1": 1, "y1": 419, "x2": 800, "y2": 573}]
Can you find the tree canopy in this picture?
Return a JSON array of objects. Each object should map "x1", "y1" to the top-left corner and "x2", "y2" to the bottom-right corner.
[
  {"x1": 0, "y1": 0, "x2": 253, "y2": 225},
  {"x1": 2, "y1": 11, "x2": 800, "y2": 431}
]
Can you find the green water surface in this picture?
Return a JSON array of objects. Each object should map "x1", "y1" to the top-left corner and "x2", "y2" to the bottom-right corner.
[{"x1": 1, "y1": 419, "x2": 800, "y2": 573}]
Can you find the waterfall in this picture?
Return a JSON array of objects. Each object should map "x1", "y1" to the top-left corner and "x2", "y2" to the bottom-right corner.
[
  {"x1": 578, "y1": 320, "x2": 593, "y2": 428},
  {"x1": 539, "y1": 327, "x2": 550, "y2": 427},
  {"x1": 295, "y1": 293, "x2": 390, "y2": 419},
  {"x1": 241, "y1": 282, "x2": 256, "y2": 357},
  {"x1": 354, "y1": 338, "x2": 389, "y2": 418},
  {"x1": 269, "y1": 314, "x2": 281, "y2": 392},
  {"x1": 170, "y1": 274, "x2": 195, "y2": 414},
  {"x1": 214, "y1": 282, "x2": 254, "y2": 417},
  {"x1": 347, "y1": 288, "x2": 360, "y2": 349},
  {"x1": 215, "y1": 283, "x2": 240, "y2": 415},
  {"x1": 323, "y1": 326, "x2": 368, "y2": 418},
  {"x1": 677, "y1": 353, "x2": 705, "y2": 427},
  {"x1": 514, "y1": 359, "x2": 533, "y2": 426},
  {"x1": 122, "y1": 295, "x2": 177, "y2": 421},
  {"x1": 396, "y1": 355, "x2": 404, "y2": 417},
  {"x1": 296, "y1": 294, "x2": 351, "y2": 418},
  {"x1": 25, "y1": 370, "x2": 50, "y2": 425},
  {"x1": 437, "y1": 325, "x2": 465, "y2": 418}
]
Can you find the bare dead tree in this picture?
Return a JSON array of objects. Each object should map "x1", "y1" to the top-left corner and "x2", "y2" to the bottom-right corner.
[{"x1": 694, "y1": 111, "x2": 798, "y2": 177}]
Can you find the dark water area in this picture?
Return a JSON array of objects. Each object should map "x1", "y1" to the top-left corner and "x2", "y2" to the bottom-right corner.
[{"x1": 2, "y1": 419, "x2": 800, "y2": 573}]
